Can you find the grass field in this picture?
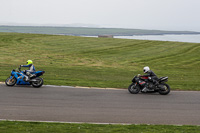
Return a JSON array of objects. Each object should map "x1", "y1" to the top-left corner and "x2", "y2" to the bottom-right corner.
[
  {"x1": 0, "y1": 121, "x2": 199, "y2": 133},
  {"x1": 0, "y1": 32, "x2": 200, "y2": 90}
]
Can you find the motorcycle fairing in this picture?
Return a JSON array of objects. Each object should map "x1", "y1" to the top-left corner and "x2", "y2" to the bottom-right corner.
[
  {"x1": 10, "y1": 71, "x2": 30, "y2": 85},
  {"x1": 32, "y1": 71, "x2": 45, "y2": 77}
]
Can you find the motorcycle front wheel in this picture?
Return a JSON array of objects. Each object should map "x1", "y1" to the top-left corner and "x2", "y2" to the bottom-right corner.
[
  {"x1": 128, "y1": 83, "x2": 140, "y2": 94},
  {"x1": 31, "y1": 77, "x2": 43, "y2": 88},
  {"x1": 158, "y1": 83, "x2": 170, "y2": 95},
  {"x1": 5, "y1": 76, "x2": 17, "y2": 86}
]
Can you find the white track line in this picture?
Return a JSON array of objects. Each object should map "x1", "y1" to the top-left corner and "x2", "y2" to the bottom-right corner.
[
  {"x1": 0, "y1": 119, "x2": 191, "y2": 126},
  {"x1": 44, "y1": 85, "x2": 125, "y2": 90},
  {"x1": 0, "y1": 119, "x2": 132, "y2": 125},
  {"x1": 0, "y1": 82, "x2": 125, "y2": 90}
]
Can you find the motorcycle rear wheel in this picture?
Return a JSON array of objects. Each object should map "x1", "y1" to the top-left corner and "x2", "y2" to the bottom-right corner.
[
  {"x1": 128, "y1": 83, "x2": 140, "y2": 94},
  {"x1": 158, "y1": 83, "x2": 170, "y2": 95},
  {"x1": 31, "y1": 77, "x2": 43, "y2": 88},
  {"x1": 5, "y1": 76, "x2": 16, "y2": 86}
]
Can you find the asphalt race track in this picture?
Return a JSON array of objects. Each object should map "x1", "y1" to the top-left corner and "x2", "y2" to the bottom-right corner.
[{"x1": 0, "y1": 84, "x2": 199, "y2": 125}]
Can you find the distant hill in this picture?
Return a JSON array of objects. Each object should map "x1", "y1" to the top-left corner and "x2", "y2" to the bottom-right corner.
[{"x1": 0, "y1": 26, "x2": 200, "y2": 36}]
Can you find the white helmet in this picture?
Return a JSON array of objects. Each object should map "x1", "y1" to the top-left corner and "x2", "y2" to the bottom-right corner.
[{"x1": 143, "y1": 66, "x2": 150, "y2": 73}]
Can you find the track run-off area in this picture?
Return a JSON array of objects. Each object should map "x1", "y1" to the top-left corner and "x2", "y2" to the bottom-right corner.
[{"x1": 0, "y1": 84, "x2": 199, "y2": 125}]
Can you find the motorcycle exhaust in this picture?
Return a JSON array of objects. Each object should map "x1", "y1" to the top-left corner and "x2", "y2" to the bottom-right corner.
[{"x1": 30, "y1": 79, "x2": 37, "y2": 82}]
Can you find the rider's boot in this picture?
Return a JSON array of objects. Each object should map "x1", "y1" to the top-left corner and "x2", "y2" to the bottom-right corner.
[
  {"x1": 26, "y1": 72, "x2": 35, "y2": 80},
  {"x1": 142, "y1": 86, "x2": 149, "y2": 92},
  {"x1": 24, "y1": 75, "x2": 30, "y2": 81},
  {"x1": 29, "y1": 74, "x2": 35, "y2": 78},
  {"x1": 154, "y1": 80, "x2": 159, "y2": 86}
]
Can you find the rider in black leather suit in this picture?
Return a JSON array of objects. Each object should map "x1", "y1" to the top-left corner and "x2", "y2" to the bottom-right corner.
[{"x1": 141, "y1": 66, "x2": 158, "y2": 92}]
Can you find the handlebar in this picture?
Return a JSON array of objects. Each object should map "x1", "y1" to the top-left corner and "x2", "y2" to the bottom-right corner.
[{"x1": 19, "y1": 65, "x2": 21, "y2": 72}]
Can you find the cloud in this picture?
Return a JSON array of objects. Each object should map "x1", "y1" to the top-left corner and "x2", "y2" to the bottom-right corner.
[{"x1": 1, "y1": 0, "x2": 200, "y2": 31}]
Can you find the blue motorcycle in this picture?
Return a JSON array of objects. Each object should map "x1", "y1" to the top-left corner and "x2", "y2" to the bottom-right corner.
[{"x1": 5, "y1": 66, "x2": 45, "y2": 88}]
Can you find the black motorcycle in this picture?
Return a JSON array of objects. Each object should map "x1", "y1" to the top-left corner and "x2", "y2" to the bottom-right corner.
[{"x1": 128, "y1": 74, "x2": 170, "y2": 95}]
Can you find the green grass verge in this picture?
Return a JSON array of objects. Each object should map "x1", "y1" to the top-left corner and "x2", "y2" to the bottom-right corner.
[
  {"x1": 0, "y1": 32, "x2": 200, "y2": 90},
  {"x1": 0, "y1": 121, "x2": 199, "y2": 133}
]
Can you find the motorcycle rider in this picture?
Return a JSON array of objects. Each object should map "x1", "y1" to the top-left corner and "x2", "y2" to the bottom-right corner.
[
  {"x1": 20, "y1": 60, "x2": 36, "y2": 81},
  {"x1": 141, "y1": 66, "x2": 159, "y2": 92}
]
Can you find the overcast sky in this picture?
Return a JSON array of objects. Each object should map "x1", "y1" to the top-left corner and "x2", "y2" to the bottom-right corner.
[{"x1": 1, "y1": 0, "x2": 200, "y2": 31}]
